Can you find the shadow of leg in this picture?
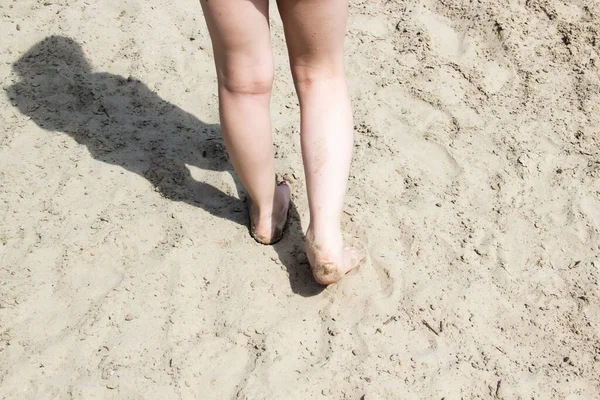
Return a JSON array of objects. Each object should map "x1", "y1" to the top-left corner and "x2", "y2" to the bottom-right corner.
[{"x1": 273, "y1": 201, "x2": 324, "y2": 297}]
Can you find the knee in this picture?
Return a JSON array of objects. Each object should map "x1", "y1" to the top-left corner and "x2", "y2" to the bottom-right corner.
[
  {"x1": 219, "y1": 62, "x2": 274, "y2": 95},
  {"x1": 291, "y1": 63, "x2": 345, "y2": 92}
]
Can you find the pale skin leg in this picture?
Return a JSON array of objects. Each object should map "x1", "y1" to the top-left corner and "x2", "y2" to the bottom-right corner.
[
  {"x1": 277, "y1": 0, "x2": 361, "y2": 284},
  {"x1": 200, "y1": 0, "x2": 360, "y2": 283},
  {"x1": 200, "y1": 0, "x2": 290, "y2": 244}
]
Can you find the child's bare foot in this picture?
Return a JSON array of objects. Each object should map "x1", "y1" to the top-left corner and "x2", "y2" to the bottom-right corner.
[
  {"x1": 305, "y1": 227, "x2": 362, "y2": 285},
  {"x1": 249, "y1": 181, "x2": 291, "y2": 245}
]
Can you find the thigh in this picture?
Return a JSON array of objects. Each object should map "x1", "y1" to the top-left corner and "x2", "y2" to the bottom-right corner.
[
  {"x1": 200, "y1": 0, "x2": 273, "y2": 86},
  {"x1": 276, "y1": 0, "x2": 348, "y2": 75}
]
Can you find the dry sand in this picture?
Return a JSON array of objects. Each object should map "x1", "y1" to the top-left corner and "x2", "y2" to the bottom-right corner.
[{"x1": 1, "y1": 0, "x2": 599, "y2": 398}]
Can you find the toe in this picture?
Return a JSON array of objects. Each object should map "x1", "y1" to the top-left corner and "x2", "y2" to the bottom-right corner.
[
  {"x1": 278, "y1": 181, "x2": 291, "y2": 205},
  {"x1": 342, "y1": 246, "x2": 363, "y2": 275}
]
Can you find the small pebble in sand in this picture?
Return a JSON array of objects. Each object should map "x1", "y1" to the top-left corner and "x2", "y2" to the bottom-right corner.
[
  {"x1": 125, "y1": 314, "x2": 134, "y2": 321},
  {"x1": 16, "y1": 24, "x2": 21, "y2": 31}
]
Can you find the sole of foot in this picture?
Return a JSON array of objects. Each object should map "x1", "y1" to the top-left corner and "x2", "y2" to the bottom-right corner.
[{"x1": 305, "y1": 231, "x2": 363, "y2": 285}]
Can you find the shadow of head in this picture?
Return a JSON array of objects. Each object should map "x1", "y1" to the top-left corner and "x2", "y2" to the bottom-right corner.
[
  {"x1": 7, "y1": 35, "x2": 247, "y2": 223},
  {"x1": 12, "y1": 35, "x2": 92, "y2": 79}
]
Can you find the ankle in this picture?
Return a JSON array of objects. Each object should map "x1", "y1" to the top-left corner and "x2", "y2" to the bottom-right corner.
[
  {"x1": 306, "y1": 223, "x2": 343, "y2": 249},
  {"x1": 252, "y1": 185, "x2": 286, "y2": 219}
]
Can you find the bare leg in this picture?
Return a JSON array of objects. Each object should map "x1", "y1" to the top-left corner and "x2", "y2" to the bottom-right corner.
[
  {"x1": 277, "y1": 0, "x2": 361, "y2": 284},
  {"x1": 200, "y1": 0, "x2": 290, "y2": 244}
]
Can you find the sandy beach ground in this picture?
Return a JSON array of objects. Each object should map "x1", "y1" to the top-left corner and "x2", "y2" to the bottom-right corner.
[{"x1": 1, "y1": 0, "x2": 599, "y2": 398}]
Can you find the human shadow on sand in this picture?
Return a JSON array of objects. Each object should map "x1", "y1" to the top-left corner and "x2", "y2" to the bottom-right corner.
[{"x1": 7, "y1": 35, "x2": 323, "y2": 297}]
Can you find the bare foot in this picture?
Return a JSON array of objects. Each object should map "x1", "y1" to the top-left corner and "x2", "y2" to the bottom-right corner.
[
  {"x1": 305, "y1": 228, "x2": 362, "y2": 285},
  {"x1": 249, "y1": 181, "x2": 291, "y2": 245}
]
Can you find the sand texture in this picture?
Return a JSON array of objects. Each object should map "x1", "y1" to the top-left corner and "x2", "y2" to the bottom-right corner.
[{"x1": 1, "y1": 0, "x2": 599, "y2": 398}]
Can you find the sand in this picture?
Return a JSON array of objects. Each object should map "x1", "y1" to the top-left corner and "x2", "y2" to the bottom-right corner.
[{"x1": 1, "y1": 0, "x2": 599, "y2": 398}]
